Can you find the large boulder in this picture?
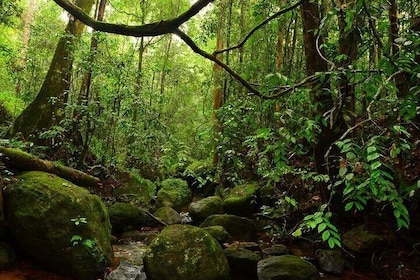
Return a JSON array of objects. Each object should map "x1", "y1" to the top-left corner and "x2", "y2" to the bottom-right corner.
[
  {"x1": 315, "y1": 249, "x2": 344, "y2": 275},
  {"x1": 143, "y1": 224, "x2": 230, "y2": 280},
  {"x1": 108, "y1": 202, "x2": 147, "y2": 234},
  {"x1": 156, "y1": 178, "x2": 192, "y2": 211},
  {"x1": 200, "y1": 214, "x2": 257, "y2": 241},
  {"x1": 189, "y1": 196, "x2": 224, "y2": 221},
  {"x1": 3, "y1": 171, "x2": 113, "y2": 280},
  {"x1": 224, "y1": 247, "x2": 261, "y2": 280},
  {"x1": 257, "y1": 255, "x2": 319, "y2": 280},
  {"x1": 223, "y1": 183, "x2": 259, "y2": 216}
]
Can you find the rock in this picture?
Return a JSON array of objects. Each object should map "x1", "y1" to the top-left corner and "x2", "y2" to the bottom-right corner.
[
  {"x1": 223, "y1": 183, "x2": 259, "y2": 216},
  {"x1": 316, "y1": 249, "x2": 344, "y2": 275},
  {"x1": 342, "y1": 225, "x2": 384, "y2": 253},
  {"x1": 108, "y1": 202, "x2": 147, "y2": 234},
  {"x1": 262, "y1": 244, "x2": 290, "y2": 256},
  {"x1": 183, "y1": 160, "x2": 216, "y2": 197},
  {"x1": 113, "y1": 242, "x2": 149, "y2": 266},
  {"x1": 0, "y1": 242, "x2": 17, "y2": 269},
  {"x1": 120, "y1": 230, "x2": 156, "y2": 243},
  {"x1": 224, "y1": 247, "x2": 261, "y2": 280},
  {"x1": 112, "y1": 172, "x2": 156, "y2": 206},
  {"x1": 156, "y1": 178, "x2": 192, "y2": 211},
  {"x1": 200, "y1": 214, "x2": 257, "y2": 241},
  {"x1": 154, "y1": 207, "x2": 181, "y2": 225},
  {"x1": 106, "y1": 260, "x2": 147, "y2": 280},
  {"x1": 202, "y1": 226, "x2": 231, "y2": 243},
  {"x1": 3, "y1": 171, "x2": 113, "y2": 280},
  {"x1": 189, "y1": 196, "x2": 224, "y2": 221},
  {"x1": 257, "y1": 255, "x2": 319, "y2": 280},
  {"x1": 143, "y1": 224, "x2": 230, "y2": 280}
]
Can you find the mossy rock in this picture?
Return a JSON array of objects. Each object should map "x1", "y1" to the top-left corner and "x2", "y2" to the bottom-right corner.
[
  {"x1": 154, "y1": 207, "x2": 181, "y2": 225},
  {"x1": 202, "y1": 226, "x2": 231, "y2": 243},
  {"x1": 156, "y1": 178, "x2": 192, "y2": 211},
  {"x1": 189, "y1": 196, "x2": 224, "y2": 221},
  {"x1": 183, "y1": 160, "x2": 216, "y2": 197},
  {"x1": 342, "y1": 225, "x2": 385, "y2": 253},
  {"x1": 112, "y1": 172, "x2": 156, "y2": 207},
  {"x1": 223, "y1": 183, "x2": 259, "y2": 217},
  {"x1": 3, "y1": 171, "x2": 113, "y2": 280},
  {"x1": 257, "y1": 255, "x2": 319, "y2": 280},
  {"x1": 143, "y1": 224, "x2": 230, "y2": 280},
  {"x1": 200, "y1": 214, "x2": 257, "y2": 241},
  {"x1": 224, "y1": 247, "x2": 261, "y2": 280},
  {"x1": 108, "y1": 202, "x2": 147, "y2": 234}
]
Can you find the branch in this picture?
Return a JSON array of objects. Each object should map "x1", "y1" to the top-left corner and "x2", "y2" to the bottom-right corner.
[
  {"x1": 213, "y1": 0, "x2": 303, "y2": 55},
  {"x1": 173, "y1": 29, "x2": 264, "y2": 97},
  {"x1": 52, "y1": 0, "x2": 214, "y2": 37}
]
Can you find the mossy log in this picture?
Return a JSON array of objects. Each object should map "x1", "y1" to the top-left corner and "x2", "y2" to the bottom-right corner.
[{"x1": 0, "y1": 146, "x2": 99, "y2": 188}]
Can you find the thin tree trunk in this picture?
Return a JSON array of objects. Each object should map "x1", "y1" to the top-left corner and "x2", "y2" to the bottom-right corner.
[{"x1": 300, "y1": 0, "x2": 332, "y2": 202}]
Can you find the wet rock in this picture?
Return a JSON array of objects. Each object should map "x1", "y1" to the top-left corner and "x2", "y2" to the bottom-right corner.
[
  {"x1": 189, "y1": 196, "x2": 224, "y2": 221},
  {"x1": 154, "y1": 207, "x2": 181, "y2": 225},
  {"x1": 223, "y1": 183, "x2": 259, "y2": 217},
  {"x1": 143, "y1": 224, "x2": 230, "y2": 280},
  {"x1": 342, "y1": 225, "x2": 384, "y2": 253},
  {"x1": 316, "y1": 249, "x2": 344, "y2": 275},
  {"x1": 200, "y1": 214, "x2": 257, "y2": 241},
  {"x1": 108, "y1": 202, "x2": 147, "y2": 234},
  {"x1": 202, "y1": 226, "x2": 231, "y2": 243},
  {"x1": 113, "y1": 241, "x2": 148, "y2": 266},
  {"x1": 0, "y1": 242, "x2": 17, "y2": 269},
  {"x1": 262, "y1": 244, "x2": 290, "y2": 256},
  {"x1": 120, "y1": 230, "x2": 157, "y2": 243},
  {"x1": 224, "y1": 247, "x2": 261, "y2": 280},
  {"x1": 106, "y1": 260, "x2": 147, "y2": 280},
  {"x1": 257, "y1": 255, "x2": 319, "y2": 280},
  {"x1": 156, "y1": 179, "x2": 192, "y2": 211},
  {"x1": 3, "y1": 171, "x2": 113, "y2": 280}
]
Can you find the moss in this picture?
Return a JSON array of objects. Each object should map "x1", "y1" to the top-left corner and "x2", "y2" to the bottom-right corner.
[
  {"x1": 144, "y1": 225, "x2": 230, "y2": 280},
  {"x1": 154, "y1": 207, "x2": 181, "y2": 225},
  {"x1": 189, "y1": 196, "x2": 224, "y2": 221},
  {"x1": 257, "y1": 255, "x2": 319, "y2": 280},
  {"x1": 4, "y1": 171, "x2": 113, "y2": 280},
  {"x1": 200, "y1": 214, "x2": 257, "y2": 241},
  {"x1": 108, "y1": 202, "x2": 146, "y2": 234},
  {"x1": 223, "y1": 183, "x2": 259, "y2": 216}
]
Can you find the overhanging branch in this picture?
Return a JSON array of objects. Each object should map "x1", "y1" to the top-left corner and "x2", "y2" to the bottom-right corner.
[
  {"x1": 52, "y1": 0, "x2": 214, "y2": 36},
  {"x1": 173, "y1": 28, "x2": 264, "y2": 97},
  {"x1": 213, "y1": 0, "x2": 303, "y2": 55}
]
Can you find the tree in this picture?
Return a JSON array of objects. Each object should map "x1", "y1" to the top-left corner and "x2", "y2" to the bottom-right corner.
[{"x1": 9, "y1": 0, "x2": 95, "y2": 142}]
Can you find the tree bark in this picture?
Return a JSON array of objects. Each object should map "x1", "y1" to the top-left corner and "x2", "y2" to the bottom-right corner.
[{"x1": 300, "y1": 0, "x2": 332, "y2": 202}]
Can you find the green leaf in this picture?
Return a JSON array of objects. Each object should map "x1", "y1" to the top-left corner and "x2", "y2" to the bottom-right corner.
[
  {"x1": 292, "y1": 228, "x2": 302, "y2": 237},
  {"x1": 367, "y1": 153, "x2": 380, "y2": 161},
  {"x1": 370, "y1": 161, "x2": 382, "y2": 170},
  {"x1": 318, "y1": 223, "x2": 327, "y2": 233},
  {"x1": 322, "y1": 230, "x2": 330, "y2": 241},
  {"x1": 367, "y1": 145, "x2": 377, "y2": 153},
  {"x1": 344, "y1": 202, "x2": 354, "y2": 211},
  {"x1": 339, "y1": 167, "x2": 347, "y2": 177},
  {"x1": 345, "y1": 173, "x2": 354, "y2": 181}
]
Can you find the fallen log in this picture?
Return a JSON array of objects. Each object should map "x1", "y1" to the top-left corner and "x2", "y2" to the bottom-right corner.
[{"x1": 0, "y1": 146, "x2": 100, "y2": 188}]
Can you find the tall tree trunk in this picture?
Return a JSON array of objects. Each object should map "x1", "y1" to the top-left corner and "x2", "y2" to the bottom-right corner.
[
  {"x1": 73, "y1": 0, "x2": 107, "y2": 167},
  {"x1": 212, "y1": 0, "x2": 225, "y2": 165},
  {"x1": 300, "y1": 0, "x2": 332, "y2": 202},
  {"x1": 14, "y1": 0, "x2": 37, "y2": 99},
  {"x1": 9, "y1": 0, "x2": 95, "y2": 142}
]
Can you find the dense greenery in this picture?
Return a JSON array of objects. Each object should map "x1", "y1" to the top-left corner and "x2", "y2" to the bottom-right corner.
[{"x1": 1, "y1": 0, "x2": 419, "y2": 249}]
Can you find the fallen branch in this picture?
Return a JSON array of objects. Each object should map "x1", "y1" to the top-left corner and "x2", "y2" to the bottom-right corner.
[{"x1": 0, "y1": 146, "x2": 100, "y2": 188}]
